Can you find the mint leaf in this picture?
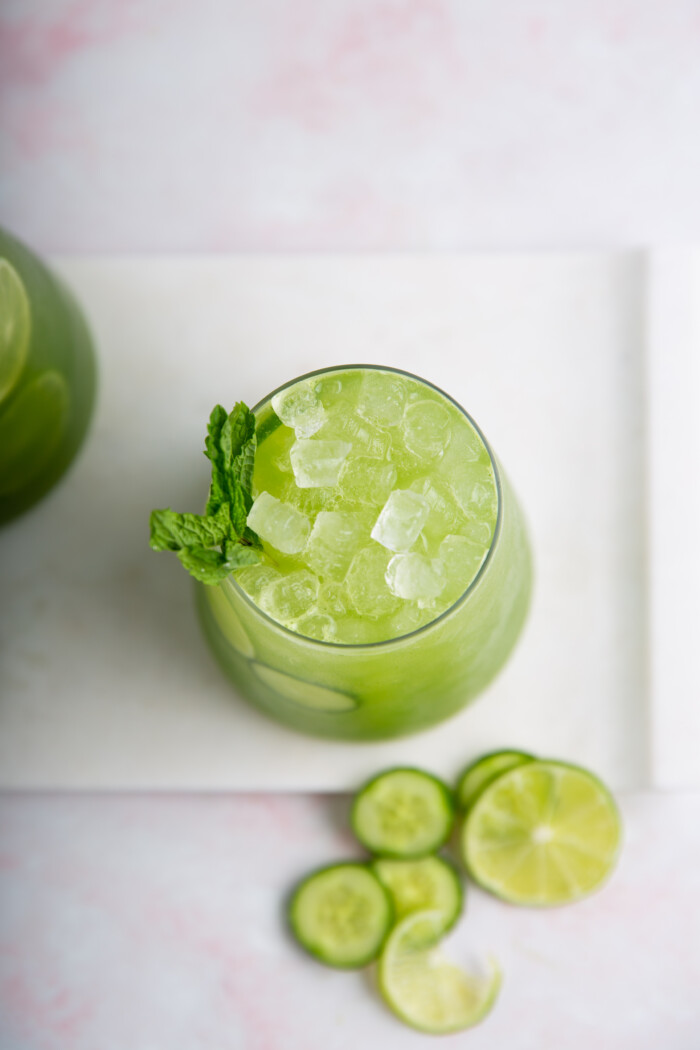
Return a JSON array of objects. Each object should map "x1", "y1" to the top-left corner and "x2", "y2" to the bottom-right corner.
[
  {"x1": 176, "y1": 540, "x2": 261, "y2": 584},
  {"x1": 205, "y1": 402, "x2": 257, "y2": 516},
  {"x1": 234, "y1": 430, "x2": 257, "y2": 499},
  {"x1": 222, "y1": 538, "x2": 262, "y2": 568},
  {"x1": 149, "y1": 507, "x2": 229, "y2": 552},
  {"x1": 176, "y1": 546, "x2": 234, "y2": 584},
  {"x1": 229, "y1": 480, "x2": 249, "y2": 539},
  {"x1": 150, "y1": 400, "x2": 263, "y2": 585},
  {"x1": 204, "y1": 404, "x2": 228, "y2": 516},
  {"x1": 224, "y1": 402, "x2": 255, "y2": 466}
]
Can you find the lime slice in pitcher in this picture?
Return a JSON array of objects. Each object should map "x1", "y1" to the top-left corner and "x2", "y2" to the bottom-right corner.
[
  {"x1": 0, "y1": 371, "x2": 69, "y2": 495},
  {"x1": 0, "y1": 259, "x2": 30, "y2": 403}
]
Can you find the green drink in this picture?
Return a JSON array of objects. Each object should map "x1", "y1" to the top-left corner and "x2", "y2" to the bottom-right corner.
[
  {"x1": 196, "y1": 366, "x2": 531, "y2": 739},
  {"x1": 0, "y1": 228, "x2": 97, "y2": 525}
]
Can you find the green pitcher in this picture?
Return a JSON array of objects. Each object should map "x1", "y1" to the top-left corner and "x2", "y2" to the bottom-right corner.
[{"x1": 0, "y1": 227, "x2": 97, "y2": 525}]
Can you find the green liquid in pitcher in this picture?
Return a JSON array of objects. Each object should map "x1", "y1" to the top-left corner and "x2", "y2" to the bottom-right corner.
[{"x1": 0, "y1": 228, "x2": 97, "y2": 525}]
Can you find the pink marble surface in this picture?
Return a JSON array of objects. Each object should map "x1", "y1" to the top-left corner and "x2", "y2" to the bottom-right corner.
[
  {"x1": 1, "y1": 0, "x2": 700, "y2": 253},
  {"x1": 1, "y1": 791, "x2": 699, "y2": 1050},
  {"x1": 2, "y1": 2, "x2": 700, "y2": 1046}
]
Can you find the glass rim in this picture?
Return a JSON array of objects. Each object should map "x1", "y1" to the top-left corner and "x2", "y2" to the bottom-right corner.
[{"x1": 227, "y1": 363, "x2": 503, "y2": 650}]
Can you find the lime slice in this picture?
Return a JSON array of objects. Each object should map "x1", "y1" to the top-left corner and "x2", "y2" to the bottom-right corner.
[
  {"x1": 461, "y1": 759, "x2": 622, "y2": 906},
  {"x1": 0, "y1": 370, "x2": 69, "y2": 495},
  {"x1": 352, "y1": 767, "x2": 454, "y2": 858},
  {"x1": 251, "y1": 662, "x2": 357, "y2": 712},
  {"x1": 372, "y1": 856, "x2": 463, "y2": 937},
  {"x1": 289, "y1": 862, "x2": 393, "y2": 968},
  {"x1": 378, "y1": 909, "x2": 501, "y2": 1034},
  {"x1": 456, "y1": 749, "x2": 535, "y2": 810},
  {"x1": 0, "y1": 258, "x2": 31, "y2": 404}
]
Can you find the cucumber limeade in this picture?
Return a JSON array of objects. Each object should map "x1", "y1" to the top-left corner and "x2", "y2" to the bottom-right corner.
[
  {"x1": 0, "y1": 228, "x2": 97, "y2": 525},
  {"x1": 153, "y1": 366, "x2": 532, "y2": 739}
]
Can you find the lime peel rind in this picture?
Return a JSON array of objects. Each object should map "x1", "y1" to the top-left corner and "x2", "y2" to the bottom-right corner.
[{"x1": 377, "y1": 909, "x2": 501, "y2": 1034}]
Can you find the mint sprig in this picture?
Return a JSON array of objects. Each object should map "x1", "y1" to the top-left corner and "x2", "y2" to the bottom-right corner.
[{"x1": 149, "y1": 402, "x2": 263, "y2": 585}]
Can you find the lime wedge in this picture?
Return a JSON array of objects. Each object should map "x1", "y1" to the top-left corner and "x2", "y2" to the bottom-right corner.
[
  {"x1": 456, "y1": 749, "x2": 535, "y2": 810},
  {"x1": 461, "y1": 759, "x2": 622, "y2": 906},
  {"x1": 378, "y1": 909, "x2": 501, "y2": 1034},
  {"x1": 0, "y1": 370, "x2": 69, "y2": 495},
  {"x1": 0, "y1": 258, "x2": 31, "y2": 404}
]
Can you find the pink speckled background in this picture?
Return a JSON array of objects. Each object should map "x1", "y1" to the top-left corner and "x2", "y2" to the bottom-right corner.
[
  {"x1": 2, "y1": 0, "x2": 700, "y2": 252},
  {"x1": 2, "y1": 1, "x2": 700, "y2": 1047},
  {"x1": 1, "y1": 792, "x2": 699, "y2": 1049}
]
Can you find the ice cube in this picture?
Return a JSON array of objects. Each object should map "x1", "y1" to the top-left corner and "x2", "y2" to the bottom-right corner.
[
  {"x1": 449, "y1": 461, "x2": 497, "y2": 518},
  {"x1": 314, "y1": 374, "x2": 344, "y2": 404},
  {"x1": 438, "y1": 534, "x2": 487, "y2": 602},
  {"x1": 461, "y1": 518, "x2": 494, "y2": 546},
  {"x1": 402, "y1": 400, "x2": 451, "y2": 460},
  {"x1": 385, "y1": 553, "x2": 445, "y2": 600},
  {"x1": 281, "y1": 479, "x2": 340, "y2": 518},
  {"x1": 271, "y1": 448, "x2": 293, "y2": 474},
  {"x1": 338, "y1": 455, "x2": 398, "y2": 506},
  {"x1": 233, "y1": 564, "x2": 282, "y2": 601},
  {"x1": 345, "y1": 545, "x2": 400, "y2": 618},
  {"x1": 294, "y1": 608, "x2": 338, "y2": 642},
  {"x1": 290, "y1": 439, "x2": 351, "y2": 488},
  {"x1": 271, "y1": 382, "x2": 325, "y2": 437},
  {"x1": 391, "y1": 602, "x2": 429, "y2": 637},
  {"x1": 257, "y1": 570, "x2": 320, "y2": 623},
  {"x1": 303, "y1": 511, "x2": 367, "y2": 581},
  {"x1": 356, "y1": 371, "x2": 406, "y2": 427},
  {"x1": 386, "y1": 443, "x2": 424, "y2": 486},
  {"x1": 326, "y1": 415, "x2": 391, "y2": 459},
  {"x1": 317, "y1": 580, "x2": 349, "y2": 616},
  {"x1": 438, "y1": 424, "x2": 488, "y2": 482},
  {"x1": 409, "y1": 476, "x2": 462, "y2": 544},
  {"x1": 246, "y1": 492, "x2": 310, "y2": 554},
  {"x1": 371, "y1": 490, "x2": 431, "y2": 552}
]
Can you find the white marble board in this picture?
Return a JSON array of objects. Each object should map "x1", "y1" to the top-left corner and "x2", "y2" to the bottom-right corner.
[{"x1": 1, "y1": 251, "x2": 695, "y2": 791}]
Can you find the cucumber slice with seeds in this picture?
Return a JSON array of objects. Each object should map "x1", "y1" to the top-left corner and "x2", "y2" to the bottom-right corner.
[
  {"x1": 352, "y1": 767, "x2": 455, "y2": 858},
  {"x1": 372, "y1": 855, "x2": 463, "y2": 938},
  {"x1": 288, "y1": 862, "x2": 393, "y2": 968}
]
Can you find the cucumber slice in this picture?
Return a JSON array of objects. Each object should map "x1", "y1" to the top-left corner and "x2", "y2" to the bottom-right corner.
[
  {"x1": 456, "y1": 749, "x2": 535, "y2": 810},
  {"x1": 288, "y1": 862, "x2": 393, "y2": 968},
  {"x1": 372, "y1": 855, "x2": 463, "y2": 938},
  {"x1": 352, "y1": 767, "x2": 455, "y2": 858}
]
